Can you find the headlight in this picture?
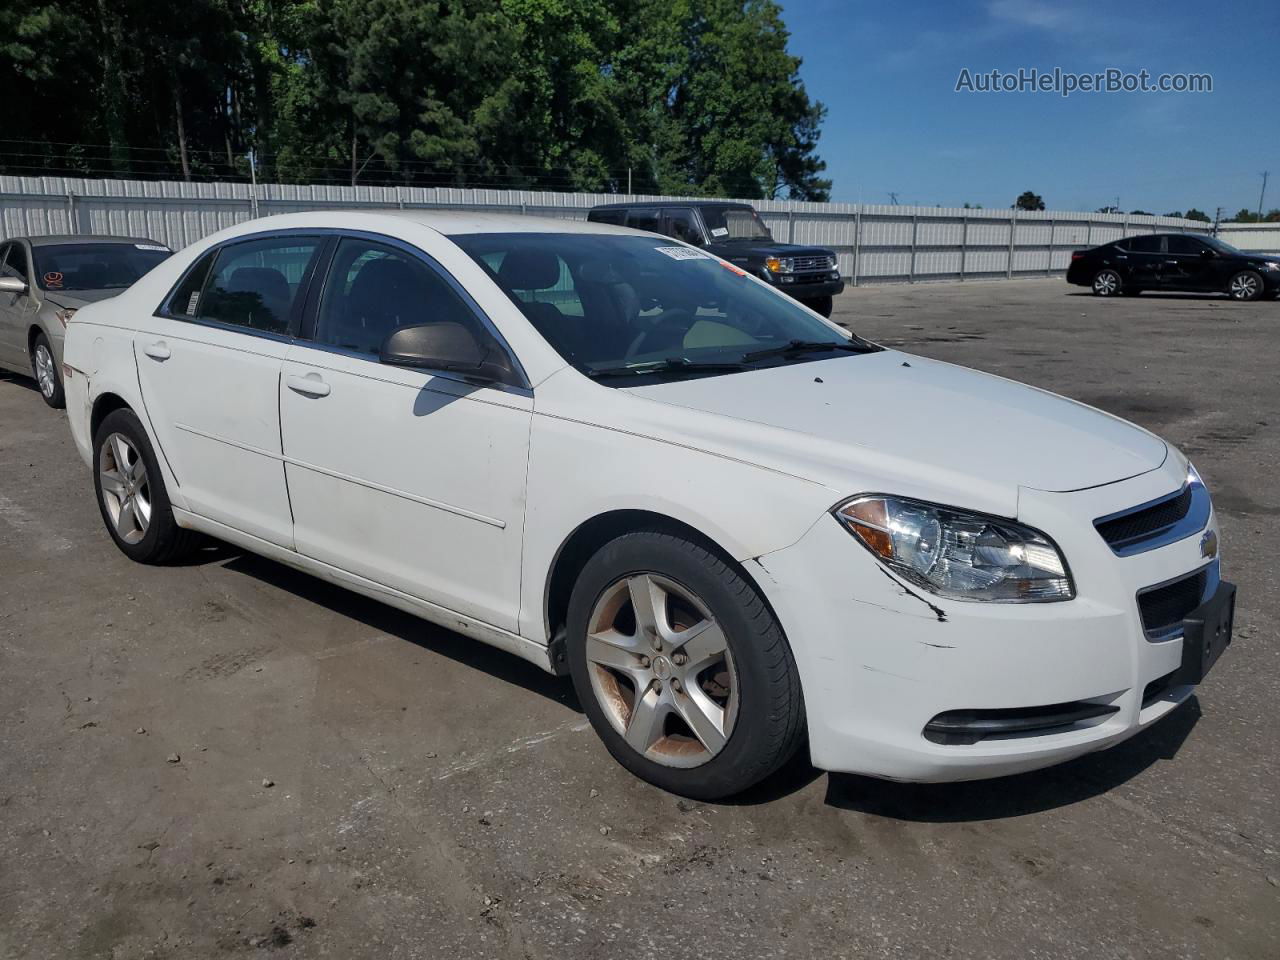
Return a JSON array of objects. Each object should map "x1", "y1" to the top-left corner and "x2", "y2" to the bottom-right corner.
[
  {"x1": 826, "y1": 255, "x2": 838, "y2": 270},
  {"x1": 834, "y1": 495, "x2": 1074, "y2": 602},
  {"x1": 764, "y1": 256, "x2": 794, "y2": 274},
  {"x1": 1259, "y1": 261, "x2": 1279, "y2": 271},
  {"x1": 56, "y1": 307, "x2": 77, "y2": 327}
]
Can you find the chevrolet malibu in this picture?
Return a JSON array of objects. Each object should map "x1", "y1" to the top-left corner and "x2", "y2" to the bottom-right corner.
[{"x1": 61, "y1": 212, "x2": 1234, "y2": 799}]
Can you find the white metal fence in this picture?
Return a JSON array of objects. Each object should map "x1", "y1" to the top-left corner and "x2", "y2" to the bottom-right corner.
[{"x1": 0, "y1": 175, "x2": 1227, "y2": 285}]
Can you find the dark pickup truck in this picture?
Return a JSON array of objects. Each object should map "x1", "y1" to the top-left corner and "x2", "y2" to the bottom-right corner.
[{"x1": 586, "y1": 200, "x2": 844, "y2": 316}]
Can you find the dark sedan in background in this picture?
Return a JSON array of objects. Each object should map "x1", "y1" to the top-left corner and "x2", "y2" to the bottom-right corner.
[
  {"x1": 0, "y1": 235, "x2": 172, "y2": 407},
  {"x1": 1067, "y1": 233, "x2": 1280, "y2": 301}
]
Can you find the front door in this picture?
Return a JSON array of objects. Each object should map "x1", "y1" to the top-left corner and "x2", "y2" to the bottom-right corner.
[
  {"x1": 134, "y1": 234, "x2": 324, "y2": 547},
  {"x1": 279, "y1": 235, "x2": 532, "y2": 631},
  {"x1": 0, "y1": 243, "x2": 37, "y2": 368},
  {"x1": 1163, "y1": 235, "x2": 1217, "y2": 291}
]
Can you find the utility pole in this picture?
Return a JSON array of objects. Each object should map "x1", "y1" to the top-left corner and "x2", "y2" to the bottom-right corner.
[
  {"x1": 1258, "y1": 171, "x2": 1270, "y2": 219},
  {"x1": 888, "y1": 192, "x2": 899, "y2": 205},
  {"x1": 1213, "y1": 207, "x2": 1222, "y2": 235},
  {"x1": 627, "y1": 167, "x2": 632, "y2": 195}
]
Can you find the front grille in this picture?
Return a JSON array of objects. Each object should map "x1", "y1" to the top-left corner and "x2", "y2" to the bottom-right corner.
[
  {"x1": 1096, "y1": 484, "x2": 1193, "y2": 553},
  {"x1": 1138, "y1": 570, "x2": 1206, "y2": 638},
  {"x1": 792, "y1": 255, "x2": 832, "y2": 273}
]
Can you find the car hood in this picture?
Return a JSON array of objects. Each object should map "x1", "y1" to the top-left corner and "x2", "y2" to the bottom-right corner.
[
  {"x1": 621, "y1": 350, "x2": 1167, "y2": 514},
  {"x1": 41, "y1": 288, "x2": 126, "y2": 309}
]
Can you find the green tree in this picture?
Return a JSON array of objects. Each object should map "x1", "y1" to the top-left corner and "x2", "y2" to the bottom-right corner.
[
  {"x1": 1014, "y1": 190, "x2": 1045, "y2": 211},
  {"x1": 1183, "y1": 208, "x2": 1210, "y2": 222},
  {"x1": 1231, "y1": 208, "x2": 1260, "y2": 222}
]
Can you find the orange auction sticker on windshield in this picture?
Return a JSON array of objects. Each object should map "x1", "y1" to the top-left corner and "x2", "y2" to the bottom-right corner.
[
  {"x1": 44, "y1": 272, "x2": 64, "y2": 288},
  {"x1": 719, "y1": 261, "x2": 748, "y2": 276}
]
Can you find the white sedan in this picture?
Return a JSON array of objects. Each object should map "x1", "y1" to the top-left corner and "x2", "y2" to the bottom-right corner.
[{"x1": 60, "y1": 211, "x2": 1234, "y2": 798}]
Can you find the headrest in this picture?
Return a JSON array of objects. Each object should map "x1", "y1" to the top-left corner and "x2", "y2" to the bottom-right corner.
[
  {"x1": 498, "y1": 249, "x2": 561, "y2": 290},
  {"x1": 227, "y1": 266, "x2": 289, "y2": 302}
]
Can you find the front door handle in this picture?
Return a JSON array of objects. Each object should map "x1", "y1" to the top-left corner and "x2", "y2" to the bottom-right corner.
[
  {"x1": 286, "y1": 373, "x2": 331, "y2": 398},
  {"x1": 143, "y1": 341, "x2": 171, "y2": 361}
]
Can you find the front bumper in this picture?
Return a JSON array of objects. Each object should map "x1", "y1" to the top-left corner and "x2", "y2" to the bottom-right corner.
[
  {"x1": 766, "y1": 274, "x2": 845, "y2": 300},
  {"x1": 755, "y1": 454, "x2": 1225, "y2": 782}
]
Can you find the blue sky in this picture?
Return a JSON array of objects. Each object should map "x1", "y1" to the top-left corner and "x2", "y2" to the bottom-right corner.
[{"x1": 782, "y1": 0, "x2": 1279, "y2": 214}]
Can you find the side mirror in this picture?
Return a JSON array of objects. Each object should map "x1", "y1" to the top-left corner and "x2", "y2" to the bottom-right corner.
[
  {"x1": 0, "y1": 277, "x2": 27, "y2": 295},
  {"x1": 379, "y1": 322, "x2": 517, "y2": 386}
]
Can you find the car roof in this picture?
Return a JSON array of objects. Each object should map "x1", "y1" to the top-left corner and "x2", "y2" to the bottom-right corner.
[
  {"x1": 589, "y1": 200, "x2": 755, "y2": 211},
  {"x1": 16, "y1": 235, "x2": 170, "y2": 248}
]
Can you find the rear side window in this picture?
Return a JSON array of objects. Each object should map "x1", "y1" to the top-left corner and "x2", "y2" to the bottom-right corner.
[
  {"x1": 1126, "y1": 235, "x2": 1163, "y2": 254},
  {"x1": 664, "y1": 208, "x2": 704, "y2": 244},
  {"x1": 165, "y1": 249, "x2": 218, "y2": 318},
  {"x1": 313, "y1": 238, "x2": 490, "y2": 356},
  {"x1": 196, "y1": 237, "x2": 321, "y2": 334},
  {"x1": 588, "y1": 209, "x2": 626, "y2": 226},
  {"x1": 625, "y1": 209, "x2": 663, "y2": 233}
]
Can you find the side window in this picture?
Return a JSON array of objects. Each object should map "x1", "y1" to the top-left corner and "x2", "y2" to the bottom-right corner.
[
  {"x1": 625, "y1": 209, "x2": 663, "y2": 233},
  {"x1": 1, "y1": 243, "x2": 29, "y2": 282},
  {"x1": 1167, "y1": 236, "x2": 1206, "y2": 256},
  {"x1": 588, "y1": 209, "x2": 626, "y2": 226},
  {"x1": 1127, "y1": 235, "x2": 1163, "y2": 254},
  {"x1": 0, "y1": 244, "x2": 11, "y2": 279},
  {"x1": 663, "y1": 208, "x2": 704, "y2": 245},
  {"x1": 314, "y1": 238, "x2": 491, "y2": 356},
  {"x1": 198, "y1": 237, "x2": 321, "y2": 334},
  {"x1": 163, "y1": 248, "x2": 218, "y2": 318}
]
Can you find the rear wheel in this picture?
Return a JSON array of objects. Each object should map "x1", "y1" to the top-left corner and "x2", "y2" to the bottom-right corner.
[
  {"x1": 1228, "y1": 270, "x2": 1263, "y2": 301},
  {"x1": 93, "y1": 408, "x2": 197, "y2": 564},
  {"x1": 803, "y1": 295, "x2": 834, "y2": 318},
  {"x1": 566, "y1": 529, "x2": 805, "y2": 799},
  {"x1": 31, "y1": 333, "x2": 64, "y2": 408},
  {"x1": 1092, "y1": 269, "x2": 1121, "y2": 296}
]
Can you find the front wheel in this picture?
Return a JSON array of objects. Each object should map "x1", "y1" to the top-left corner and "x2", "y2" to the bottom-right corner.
[
  {"x1": 1092, "y1": 269, "x2": 1121, "y2": 296},
  {"x1": 566, "y1": 529, "x2": 805, "y2": 799},
  {"x1": 1228, "y1": 270, "x2": 1264, "y2": 301},
  {"x1": 31, "y1": 332, "x2": 64, "y2": 408},
  {"x1": 93, "y1": 408, "x2": 197, "y2": 564},
  {"x1": 802, "y1": 295, "x2": 834, "y2": 318}
]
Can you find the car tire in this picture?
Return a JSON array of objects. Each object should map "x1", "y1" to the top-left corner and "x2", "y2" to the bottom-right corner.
[
  {"x1": 1092, "y1": 269, "x2": 1122, "y2": 296},
  {"x1": 804, "y1": 295, "x2": 834, "y2": 318},
  {"x1": 1227, "y1": 270, "x2": 1264, "y2": 301},
  {"x1": 565, "y1": 528, "x2": 805, "y2": 799},
  {"x1": 92, "y1": 408, "x2": 197, "y2": 564},
  {"x1": 31, "y1": 332, "x2": 64, "y2": 409},
  {"x1": 1121, "y1": 288, "x2": 1142, "y2": 297}
]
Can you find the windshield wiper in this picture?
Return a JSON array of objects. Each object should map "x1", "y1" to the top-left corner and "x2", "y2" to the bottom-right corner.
[
  {"x1": 740, "y1": 339, "x2": 879, "y2": 364},
  {"x1": 585, "y1": 357, "x2": 748, "y2": 379}
]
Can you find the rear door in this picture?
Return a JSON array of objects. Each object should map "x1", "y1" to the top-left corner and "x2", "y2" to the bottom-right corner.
[
  {"x1": 279, "y1": 235, "x2": 532, "y2": 631},
  {"x1": 133, "y1": 234, "x2": 326, "y2": 547},
  {"x1": 624, "y1": 208, "x2": 666, "y2": 236},
  {"x1": 1123, "y1": 234, "x2": 1164, "y2": 287}
]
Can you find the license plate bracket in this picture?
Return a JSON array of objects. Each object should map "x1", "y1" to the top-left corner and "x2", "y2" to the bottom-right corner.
[{"x1": 1175, "y1": 580, "x2": 1236, "y2": 685}]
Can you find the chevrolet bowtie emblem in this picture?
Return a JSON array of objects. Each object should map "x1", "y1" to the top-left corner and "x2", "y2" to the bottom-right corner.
[{"x1": 1199, "y1": 530, "x2": 1218, "y2": 559}]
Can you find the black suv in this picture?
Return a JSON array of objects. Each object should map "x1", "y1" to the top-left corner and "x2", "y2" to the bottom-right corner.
[
  {"x1": 1067, "y1": 233, "x2": 1280, "y2": 301},
  {"x1": 587, "y1": 201, "x2": 844, "y2": 316}
]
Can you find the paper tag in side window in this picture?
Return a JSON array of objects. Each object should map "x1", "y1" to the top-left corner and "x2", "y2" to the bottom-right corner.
[{"x1": 654, "y1": 246, "x2": 713, "y2": 261}]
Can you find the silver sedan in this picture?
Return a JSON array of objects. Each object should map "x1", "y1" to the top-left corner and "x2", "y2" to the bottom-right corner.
[{"x1": 0, "y1": 235, "x2": 171, "y2": 407}]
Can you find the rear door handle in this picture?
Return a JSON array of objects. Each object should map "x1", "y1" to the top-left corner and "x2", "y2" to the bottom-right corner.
[
  {"x1": 286, "y1": 373, "x2": 331, "y2": 398},
  {"x1": 143, "y1": 341, "x2": 171, "y2": 361},
  {"x1": 1165, "y1": 260, "x2": 1179, "y2": 265}
]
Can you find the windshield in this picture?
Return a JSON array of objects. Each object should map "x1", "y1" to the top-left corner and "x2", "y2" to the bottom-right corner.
[
  {"x1": 32, "y1": 242, "x2": 171, "y2": 292},
  {"x1": 699, "y1": 206, "x2": 773, "y2": 242},
  {"x1": 1201, "y1": 235, "x2": 1242, "y2": 256},
  {"x1": 453, "y1": 233, "x2": 873, "y2": 382}
]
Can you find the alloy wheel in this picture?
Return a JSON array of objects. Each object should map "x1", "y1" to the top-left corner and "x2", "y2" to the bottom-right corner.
[
  {"x1": 34, "y1": 343, "x2": 56, "y2": 398},
  {"x1": 1093, "y1": 271, "x2": 1119, "y2": 295},
  {"x1": 584, "y1": 573, "x2": 739, "y2": 768},
  {"x1": 99, "y1": 433, "x2": 152, "y2": 544},
  {"x1": 1230, "y1": 273, "x2": 1260, "y2": 300}
]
